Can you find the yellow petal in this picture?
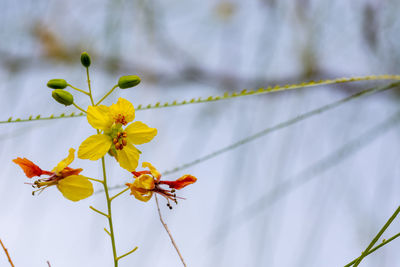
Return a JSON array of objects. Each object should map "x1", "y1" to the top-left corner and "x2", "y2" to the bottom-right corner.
[
  {"x1": 52, "y1": 148, "x2": 75, "y2": 174},
  {"x1": 78, "y1": 134, "x2": 112, "y2": 160},
  {"x1": 57, "y1": 175, "x2": 94, "y2": 201},
  {"x1": 142, "y1": 162, "x2": 161, "y2": 180},
  {"x1": 125, "y1": 121, "x2": 157, "y2": 145},
  {"x1": 131, "y1": 188, "x2": 153, "y2": 202},
  {"x1": 109, "y1": 98, "x2": 135, "y2": 125},
  {"x1": 134, "y1": 174, "x2": 155, "y2": 190},
  {"x1": 116, "y1": 143, "x2": 140, "y2": 172},
  {"x1": 87, "y1": 105, "x2": 113, "y2": 130}
]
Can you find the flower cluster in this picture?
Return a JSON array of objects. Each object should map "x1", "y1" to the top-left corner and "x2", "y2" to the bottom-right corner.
[
  {"x1": 13, "y1": 53, "x2": 196, "y2": 207},
  {"x1": 13, "y1": 148, "x2": 93, "y2": 201},
  {"x1": 126, "y1": 162, "x2": 197, "y2": 207}
]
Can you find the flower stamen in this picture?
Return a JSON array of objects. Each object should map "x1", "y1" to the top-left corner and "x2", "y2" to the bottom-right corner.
[{"x1": 114, "y1": 114, "x2": 127, "y2": 125}]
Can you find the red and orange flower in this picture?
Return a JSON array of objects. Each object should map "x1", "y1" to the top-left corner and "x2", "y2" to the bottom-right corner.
[
  {"x1": 126, "y1": 162, "x2": 197, "y2": 205},
  {"x1": 13, "y1": 148, "x2": 94, "y2": 202}
]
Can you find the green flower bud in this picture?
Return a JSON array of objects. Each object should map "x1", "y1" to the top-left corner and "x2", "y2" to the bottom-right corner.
[
  {"x1": 47, "y1": 79, "x2": 67, "y2": 89},
  {"x1": 118, "y1": 75, "x2": 141, "y2": 89},
  {"x1": 80, "y1": 52, "x2": 91, "y2": 67},
  {"x1": 52, "y1": 89, "x2": 74, "y2": 106}
]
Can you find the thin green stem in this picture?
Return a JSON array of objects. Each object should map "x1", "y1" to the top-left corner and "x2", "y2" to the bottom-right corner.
[
  {"x1": 86, "y1": 68, "x2": 95, "y2": 106},
  {"x1": 116, "y1": 247, "x2": 138, "y2": 261},
  {"x1": 352, "y1": 205, "x2": 400, "y2": 266},
  {"x1": 72, "y1": 103, "x2": 87, "y2": 113},
  {"x1": 87, "y1": 177, "x2": 104, "y2": 184},
  {"x1": 89, "y1": 206, "x2": 110, "y2": 218},
  {"x1": 110, "y1": 187, "x2": 129, "y2": 202},
  {"x1": 345, "y1": 232, "x2": 400, "y2": 267},
  {"x1": 104, "y1": 228, "x2": 111, "y2": 237},
  {"x1": 101, "y1": 156, "x2": 119, "y2": 267},
  {"x1": 96, "y1": 85, "x2": 118, "y2": 106},
  {"x1": 3, "y1": 78, "x2": 400, "y2": 125},
  {"x1": 67, "y1": 84, "x2": 89, "y2": 95},
  {"x1": 85, "y1": 78, "x2": 118, "y2": 266}
]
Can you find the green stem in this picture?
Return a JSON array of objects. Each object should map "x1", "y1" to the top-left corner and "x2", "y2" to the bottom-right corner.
[
  {"x1": 104, "y1": 228, "x2": 111, "y2": 237},
  {"x1": 89, "y1": 206, "x2": 109, "y2": 218},
  {"x1": 110, "y1": 187, "x2": 129, "y2": 202},
  {"x1": 345, "y1": 232, "x2": 400, "y2": 267},
  {"x1": 86, "y1": 68, "x2": 95, "y2": 106},
  {"x1": 101, "y1": 156, "x2": 119, "y2": 267},
  {"x1": 96, "y1": 85, "x2": 118, "y2": 106},
  {"x1": 87, "y1": 177, "x2": 104, "y2": 184},
  {"x1": 67, "y1": 84, "x2": 89, "y2": 95},
  {"x1": 116, "y1": 247, "x2": 138, "y2": 261},
  {"x1": 352, "y1": 205, "x2": 400, "y2": 266},
  {"x1": 85, "y1": 70, "x2": 118, "y2": 266},
  {"x1": 72, "y1": 103, "x2": 87, "y2": 113}
]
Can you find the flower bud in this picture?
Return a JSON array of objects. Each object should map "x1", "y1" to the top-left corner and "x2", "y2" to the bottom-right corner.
[
  {"x1": 47, "y1": 79, "x2": 67, "y2": 89},
  {"x1": 80, "y1": 52, "x2": 91, "y2": 68},
  {"x1": 118, "y1": 75, "x2": 141, "y2": 89},
  {"x1": 52, "y1": 89, "x2": 74, "y2": 106}
]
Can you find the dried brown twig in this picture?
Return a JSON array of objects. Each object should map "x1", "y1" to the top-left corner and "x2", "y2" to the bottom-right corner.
[
  {"x1": 154, "y1": 195, "x2": 187, "y2": 267},
  {"x1": 0, "y1": 239, "x2": 15, "y2": 267}
]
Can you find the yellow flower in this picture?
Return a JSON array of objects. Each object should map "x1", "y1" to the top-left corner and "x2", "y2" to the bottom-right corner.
[
  {"x1": 13, "y1": 148, "x2": 94, "y2": 202},
  {"x1": 78, "y1": 98, "x2": 157, "y2": 172},
  {"x1": 126, "y1": 162, "x2": 197, "y2": 204}
]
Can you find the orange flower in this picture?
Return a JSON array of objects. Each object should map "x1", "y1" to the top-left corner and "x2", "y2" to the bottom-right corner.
[
  {"x1": 13, "y1": 148, "x2": 94, "y2": 202},
  {"x1": 126, "y1": 162, "x2": 196, "y2": 206}
]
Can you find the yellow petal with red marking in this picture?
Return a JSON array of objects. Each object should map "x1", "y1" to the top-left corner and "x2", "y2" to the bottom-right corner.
[
  {"x1": 52, "y1": 148, "x2": 75, "y2": 174},
  {"x1": 142, "y1": 162, "x2": 161, "y2": 180},
  {"x1": 125, "y1": 121, "x2": 157, "y2": 145},
  {"x1": 109, "y1": 98, "x2": 135, "y2": 125},
  {"x1": 116, "y1": 143, "x2": 140, "y2": 172},
  {"x1": 87, "y1": 105, "x2": 113, "y2": 130},
  {"x1": 57, "y1": 175, "x2": 94, "y2": 201},
  {"x1": 78, "y1": 134, "x2": 112, "y2": 160}
]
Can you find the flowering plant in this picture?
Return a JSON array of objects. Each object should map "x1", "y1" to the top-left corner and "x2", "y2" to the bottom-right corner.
[{"x1": 11, "y1": 52, "x2": 197, "y2": 267}]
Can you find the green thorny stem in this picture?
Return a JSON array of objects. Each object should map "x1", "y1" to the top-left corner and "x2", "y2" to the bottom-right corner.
[
  {"x1": 349, "y1": 205, "x2": 400, "y2": 267},
  {"x1": 3, "y1": 74, "x2": 400, "y2": 124},
  {"x1": 83, "y1": 67, "x2": 131, "y2": 267}
]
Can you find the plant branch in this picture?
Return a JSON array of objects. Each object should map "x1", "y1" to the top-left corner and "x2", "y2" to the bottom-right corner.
[
  {"x1": 110, "y1": 187, "x2": 129, "y2": 202},
  {"x1": 0, "y1": 239, "x2": 15, "y2": 267},
  {"x1": 155, "y1": 194, "x2": 187, "y2": 267},
  {"x1": 352, "y1": 205, "x2": 400, "y2": 266},
  {"x1": 67, "y1": 84, "x2": 89, "y2": 95},
  {"x1": 96, "y1": 85, "x2": 118, "y2": 106},
  {"x1": 344, "y1": 232, "x2": 400, "y2": 267},
  {"x1": 116, "y1": 247, "x2": 138, "y2": 261},
  {"x1": 86, "y1": 68, "x2": 95, "y2": 106},
  {"x1": 101, "y1": 157, "x2": 119, "y2": 267},
  {"x1": 87, "y1": 177, "x2": 104, "y2": 184},
  {"x1": 89, "y1": 206, "x2": 110, "y2": 218}
]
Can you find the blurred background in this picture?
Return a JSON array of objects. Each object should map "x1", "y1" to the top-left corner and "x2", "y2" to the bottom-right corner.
[{"x1": 1, "y1": 0, "x2": 400, "y2": 266}]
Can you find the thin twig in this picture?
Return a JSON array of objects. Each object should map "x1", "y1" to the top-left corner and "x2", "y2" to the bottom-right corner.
[
  {"x1": 47, "y1": 260, "x2": 51, "y2": 267},
  {"x1": 352, "y1": 205, "x2": 400, "y2": 266},
  {"x1": 154, "y1": 195, "x2": 187, "y2": 267},
  {"x1": 89, "y1": 206, "x2": 110, "y2": 218},
  {"x1": 344, "y1": 232, "x2": 400, "y2": 267},
  {"x1": 0, "y1": 239, "x2": 15, "y2": 267}
]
